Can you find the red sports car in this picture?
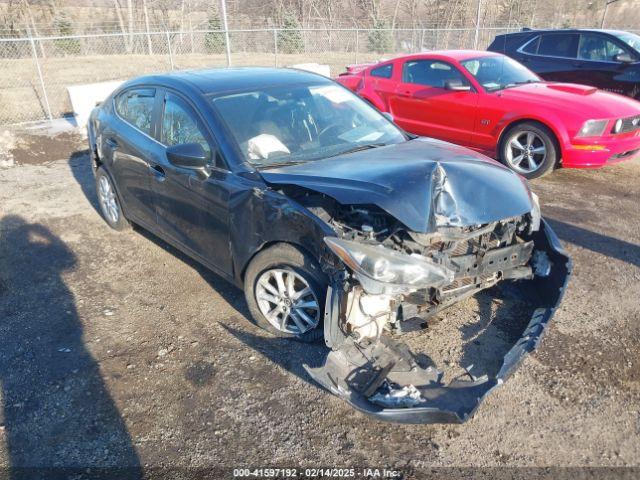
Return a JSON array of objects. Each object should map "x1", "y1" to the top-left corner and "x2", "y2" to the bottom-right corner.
[{"x1": 336, "y1": 50, "x2": 640, "y2": 178}]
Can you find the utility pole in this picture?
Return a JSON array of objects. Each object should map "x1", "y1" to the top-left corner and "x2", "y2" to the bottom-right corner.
[
  {"x1": 220, "y1": 0, "x2": 231, "y2": 67},
  {"x1": 601, "y1": 0, "x2": 620, "y2": 28}
]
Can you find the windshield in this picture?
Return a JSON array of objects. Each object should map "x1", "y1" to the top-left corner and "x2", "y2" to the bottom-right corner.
[
  {"x1": 611, "y1": 31, "x2": 640, "y2": 53},
  {"x1": 461, "y1": 56, "x2": 540, "y2": 92},
  {"x1": 210, "y1": 83, "x2": 406, "y2": 167}
]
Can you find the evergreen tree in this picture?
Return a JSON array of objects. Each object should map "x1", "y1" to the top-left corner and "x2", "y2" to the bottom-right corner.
[
  {"x1": 368, "y1": 18, "x2": 392, "y2": 54},
  {"x1": 53, "y1": 10, "x2": 80, "y2": 55},
  {"x1": 204, "y1": 7, "x2": 225, "y2": 54},
  {"x1": 278, "y1": 13, "x2": 303, "y2": 54}
]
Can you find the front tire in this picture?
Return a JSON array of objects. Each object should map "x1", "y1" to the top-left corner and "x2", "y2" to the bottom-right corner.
[
  {"x1": 499, "y1": 122, "x2": 558, "y2": 179},
  {"x1": 244, "y1": 244, "x2": 327, "y2": 343},
  {"x1": 95, "y1": 166, "x2": 130, "y2": 231}
]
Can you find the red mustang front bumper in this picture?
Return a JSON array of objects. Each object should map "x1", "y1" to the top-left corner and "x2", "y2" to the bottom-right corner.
[{"x1": 562, "y1": 132, "x2": 640, "y2": 168}]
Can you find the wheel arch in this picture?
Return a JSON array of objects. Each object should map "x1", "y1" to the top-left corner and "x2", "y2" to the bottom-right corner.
[
  {"x1": 497, "y1": 117, "x2": 564, "y2": 164},
  {"x1": 239, "y1": 240, "x2": 318, "y2": 283}
]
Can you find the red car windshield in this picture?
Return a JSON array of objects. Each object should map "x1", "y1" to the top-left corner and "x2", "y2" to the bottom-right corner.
[{"x1": 461, "y1": 56, "x2": 540, "y2": 92}]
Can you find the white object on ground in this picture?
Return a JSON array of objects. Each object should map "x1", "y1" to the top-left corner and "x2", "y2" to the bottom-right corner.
[
  {"x1": 67, "y1": 80, "x2": 124, "y2": 128},
  {"x1": 289, "y1": 63, "x2": 331, "y2": 78},
  {"x1": 370, "y1": 384, "x2": 427, "y2": 408}
]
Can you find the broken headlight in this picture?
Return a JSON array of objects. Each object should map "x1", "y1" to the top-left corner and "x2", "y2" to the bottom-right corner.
[{"x1": 324, "y1": 237, "x2": 454, "y2": 292}]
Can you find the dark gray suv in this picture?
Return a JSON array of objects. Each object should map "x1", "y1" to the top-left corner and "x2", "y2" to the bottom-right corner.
[{"x1": 489, "y1": 29, "x2": 640, "y2": 99}]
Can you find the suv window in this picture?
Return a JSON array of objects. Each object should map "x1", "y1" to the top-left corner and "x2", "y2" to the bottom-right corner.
[
  {"x1": 579, "y1": 33, "x2": 626, "y2": 61},
  {"x1": 115, "y1": 88, "x2": 155, "y2": 135},
  {"x1": 402, "y1": 60, "x2": 470, "y2": 89},
  {"x1": 161, "y1": 93, "x2": 212, "y2": 160},
  {"x1": 370, "y1": 64, "x2": 393, "y2": 79},
  {"x1": 538, "y1": 33, "x2": 579, "y2": 58}
]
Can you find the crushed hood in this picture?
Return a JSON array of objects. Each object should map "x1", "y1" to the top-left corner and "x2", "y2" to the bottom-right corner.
[{"x1": 260, "y1": 137, "x2": 533, "y2": 233}]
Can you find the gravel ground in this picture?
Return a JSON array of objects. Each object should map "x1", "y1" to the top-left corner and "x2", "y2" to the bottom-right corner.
[{"x1": 0, "y1": 128, "x2": 639, "y2": 478}]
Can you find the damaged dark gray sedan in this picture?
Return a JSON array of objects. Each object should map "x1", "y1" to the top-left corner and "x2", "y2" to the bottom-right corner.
[{"x1": 88, "y1": 67, "x2": 571, "y2": 424}]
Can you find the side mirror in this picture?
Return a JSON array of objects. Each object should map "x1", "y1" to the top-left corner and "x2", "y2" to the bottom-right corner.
[
  {"x1": 615, "y1": 52, "x2": 634, "y2": 63},
  {"x1": 166, "y1": 143, "x2": 209, "y2": 170},
  {"x1": 381, "y1": 111, "x2": 394, "y2": 123},
  {"x1": 444, "y1": 81, "x2": 472, "y2": 92}
]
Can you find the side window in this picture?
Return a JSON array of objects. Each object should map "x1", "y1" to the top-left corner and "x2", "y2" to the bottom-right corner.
[
  {"x1": 370, "y1": 64, "x2": 393, "y2": 79},
  {"x1": 115, "y1": 88, "x2": 155, "y2": 135},
  {"x1": 402, "y1": 60, "x2": 469, "y2": 89},
  {"x1": 579, "y1": 34, "x2": 626, "y2": 61},
  {"x1": 538, "y1": 33, "x2": 579, "y2": 58},
  {"x1": 161, "y1": 93, "x2": 212, "y2": 161},
  {"x1": 521, "y1": 36, "x2": 540, "y2": 54}
]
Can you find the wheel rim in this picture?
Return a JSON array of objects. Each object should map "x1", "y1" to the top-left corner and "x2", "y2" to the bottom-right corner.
[
  {"x1": 505, "y1": 130, "x2": 547, "y2": 174},
  {"x1": 255, "y1": 268, "x2": 320, "y2": 335},
  {"x1": 98, "y1": 174, "x2": 120, "y2": 224}
]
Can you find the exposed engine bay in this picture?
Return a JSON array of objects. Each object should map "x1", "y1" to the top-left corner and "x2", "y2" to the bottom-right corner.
[{"x1": 284, "y1": 188, "x2": 570, "y2": 423}]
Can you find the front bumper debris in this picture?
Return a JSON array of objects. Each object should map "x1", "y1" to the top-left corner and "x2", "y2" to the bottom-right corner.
[{"x1": 305, "y1": 220, "x2": 571, "y2": 424}]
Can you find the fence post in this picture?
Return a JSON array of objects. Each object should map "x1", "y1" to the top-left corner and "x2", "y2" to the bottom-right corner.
[
  {"x1": 29, "y1": 35, "x2": 52, "y2": 120},
  {"x1": 165, "y1": 31, "x2": 175, "y2": 70},
  {"x1": 273, "y1": 28, "x2": 278, "y2": 67},
  {"x1": 220, "y1": 0, "x2": 232, "y2": 67},
  {"x1": 474, "y1": 0, "x2": 482, "y2": 49},
  {"x1": 354, "y1": 29, "x2": 359, "y2": 64}
]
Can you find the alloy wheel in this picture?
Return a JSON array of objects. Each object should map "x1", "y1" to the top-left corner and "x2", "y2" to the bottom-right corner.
[
  {"x1": 98, "y1": 174, "x2": 120, "y2": 224},
  {"x1": 505, "y1": 130, "x2": 547, "y2": 174},
  {"x1": 255, "y1": 268, "x2": 320, "y2": 335}
]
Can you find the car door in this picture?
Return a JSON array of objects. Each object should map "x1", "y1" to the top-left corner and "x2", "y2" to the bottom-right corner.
[
  {"x1": 389, "y1": 59, "x2": 477, "y2": 145},
  {"x1": 576, "y1": 32, "x2": 637, "y2": 96},
  {"x1": 151, "y1": 90, "x2": 233, "y2": 274},
  {"x1": 107, "y1": 87, "x2": 163, "y2": 228},
  {"x1": 528, "y1": 32, "x2": 580, "y2": 83}
]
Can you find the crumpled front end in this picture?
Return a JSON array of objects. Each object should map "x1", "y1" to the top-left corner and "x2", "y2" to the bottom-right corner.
[
  {"x1": 293, "y1": 170, "x2": 571, "y2": 423},
  {"x1": 262, "y1": 143, "x2": 571, "y2": 424},
  {"x1": 308, "y1": 219, "x2": 570, "y2": 423}
]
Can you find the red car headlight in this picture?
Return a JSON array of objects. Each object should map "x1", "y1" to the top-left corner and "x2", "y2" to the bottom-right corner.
[{"x1": 576, "y1": 119, "x2": 608, "y2": 138}]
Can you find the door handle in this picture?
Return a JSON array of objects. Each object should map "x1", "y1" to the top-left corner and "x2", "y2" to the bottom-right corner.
[
  {"x1": 105, "y1": 138, "x2": 118, "y2": 148},
  {"x1": 149, "y1": 164, "x2": 166, "y2": 181},
  {"x1": 398, "y1": 90, "x2": 412, "y2": 97}
]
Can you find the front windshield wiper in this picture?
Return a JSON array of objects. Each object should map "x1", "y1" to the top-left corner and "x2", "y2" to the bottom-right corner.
[
  {"x1": 325, "y1": 143, "x2": 386, "y2": 159},
  {"x1": 254, "y1": 160, "x2": 307, "y2": 169}
]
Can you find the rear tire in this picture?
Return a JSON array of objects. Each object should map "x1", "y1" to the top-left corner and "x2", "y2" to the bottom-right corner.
[
  {"x1": 499, "y1": 122, "x2": 558, "y2": 179},
  {"x1": 244, "y1": 243, "x2": 327, "y2": 343},
  {"x1": 95, "y1": 166, "x2": 130, "y2": 231}
]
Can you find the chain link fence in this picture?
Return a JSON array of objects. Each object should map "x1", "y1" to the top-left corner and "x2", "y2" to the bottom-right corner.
[{"x1": 0, "y1": 27, "x2": 533, "y2": 125}]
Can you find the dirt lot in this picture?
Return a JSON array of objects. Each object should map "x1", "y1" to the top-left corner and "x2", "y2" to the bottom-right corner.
[{"x1": 0, "y1": 127, "x2": 639, "y2": 478}]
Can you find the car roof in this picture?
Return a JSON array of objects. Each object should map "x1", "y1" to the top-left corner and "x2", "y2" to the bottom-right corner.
[
  {"x1": 125, "y1": 67, "x2": 333, "y2": 95},
  {"x1": 385, "y1": 50, "x2": 502, "y2": 63},
  {"x1": 505, "y1": 28, "x2": 629, "y2": 36}
]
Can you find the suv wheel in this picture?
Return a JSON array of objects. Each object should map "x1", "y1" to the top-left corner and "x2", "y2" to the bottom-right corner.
[
  {"x1": 95, "y1": 166, "x2": 130, "y2": 231},
  {"x1": 244, "y1": 244, "x2": 327, "y2": 343},
  {"x1": 500, "y1": 122, "x2": 558, "y2": 179}
]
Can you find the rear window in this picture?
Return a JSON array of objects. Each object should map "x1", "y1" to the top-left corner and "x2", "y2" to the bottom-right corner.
[
  {"x1": 370, "y1": 64, "x2": 393, "y2": 79},
  {"x1": 538, "y1": 33, "x2": 579, "y2": 58},
  {"x1": 521, "y1": 36, "x2": 540, "y2": 54}
]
